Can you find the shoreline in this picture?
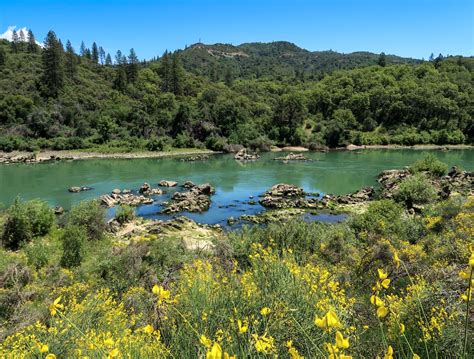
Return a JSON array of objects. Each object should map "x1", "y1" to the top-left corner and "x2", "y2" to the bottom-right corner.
[{"x1": 0, "y1": 144, "x2": 472, "y2": 164}]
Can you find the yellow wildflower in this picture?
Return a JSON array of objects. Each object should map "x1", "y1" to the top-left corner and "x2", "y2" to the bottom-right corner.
[
  {"x1": 381, "y1": 278, "x2": 391, "y2": 289},
  {"x1": 393, "y1": 252, "x2": 400, "y2": 268},
  {"x1": 108, "y1": 348, "x2": 120, "y2": 358},
  {"x1": 200, "y1": 335, "x2": 212, "y2": 349},
  {"x1": 315, "y1": 310, "x2": 341, "y2": 329},
  {"x1": 370, "y1": 295, "x2": 384, "y2": 307},
  {"x1": 260, "y1": 307, "x2": 271, "y2": 316},
  {"x1": 143, "y1": 324, "x2": 154, "y2": 334},
  {"x1": 335, "y1": 331, "x2": 349, "y2": 349},
  {"x1": 383, "y1": 345, "x2": 393, "y2": 359},
  {"x1": 377, "y1": 306, "x2": 389, "y2": 318},
  {"x1": 252, "y1": 333, "x2": 275, "y2": 354},
  {"x1": 237, "y1": 319, "x2": 248, "y2": 334},
  {"x1": 206, "y1": 342, "x2": 222, "y2": 359},
  {"x1": 104, "y1": 338, "x2": 114, "y2": 347},
  {"x1": 413, "y1": 354, "x2": 420, "y2": 359},
  {"x1": 45, "y1": 355, "x2": 56, "y2": 359},
  {"x1": 469, "y1": 252, "x2": 474, "y2": 267},
  {"x1": 37, "y1": 343, "x2": 49, "y2": 353},
  {"x1": 399, "y1": 323, "x2": 405, "y2": 334},
  {"x1": 378, "y1": 269, "x2": 388, "y2": 280},
  {"x1": 49, "y1": 297, "x2": 64, "y2": 317},
  {"x1": 152, "y1": 285, "x2": 172, "y2": 304}
]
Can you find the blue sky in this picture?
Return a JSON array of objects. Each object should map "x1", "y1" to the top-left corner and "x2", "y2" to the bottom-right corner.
[{"x1": 1, "y1": 0, "x2": 472, "y2": 60}]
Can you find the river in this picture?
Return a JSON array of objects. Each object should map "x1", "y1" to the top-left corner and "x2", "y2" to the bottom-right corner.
[{"x1": 0, "y1": 149, "x2": 472, "y2": 225}]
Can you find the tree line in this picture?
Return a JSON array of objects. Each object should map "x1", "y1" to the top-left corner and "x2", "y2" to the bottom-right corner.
[{"x1": 0, "y1": 29, "x2": 472, "y2": 152}]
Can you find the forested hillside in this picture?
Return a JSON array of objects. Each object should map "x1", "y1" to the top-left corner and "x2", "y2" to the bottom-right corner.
[{"x1": 0, "y1": 31, "x2": 473, "y2": 153}]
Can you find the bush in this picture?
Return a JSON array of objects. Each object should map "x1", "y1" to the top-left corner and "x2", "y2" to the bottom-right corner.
[
  {"x1": 1, "y1": 199, "x2": 55, "y2": 250},
  {"x1": 115, "y1": 205, "x2": 135, "y2": 225},
  {"x1": 146, "y1": 136, "x2": 172, "y2": 151},
  {"x1": 67, "y1": 200, "x2": 106, "y2": 241},
  {"x1": 205, "y1": 135, "x2": 227, "y2": 151},
  {"x1": 410, "y1": 154, "x2": 448, "y2": 177},
  {"x1": 60, "y1": 225, "x2": 87, "y2": 268},
  {"x1": 395, "y1": 173, "x2": 438, "y2": 207}
]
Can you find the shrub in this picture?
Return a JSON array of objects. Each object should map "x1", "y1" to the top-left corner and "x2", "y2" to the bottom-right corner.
[
  {"x1": 115, "y1": 205, "x2": 135, "y2": 225},
  {"x1": 1, "y1": 199, "x2": 54, "y2": 250},
  {"x1": 146, "y1": 136, "x2": 172, "y2": 151},
  {"x1": 60, "y1": 225, "x2": 87, "y2": 268},
  {"x1": 67, "y1": 200, "x2": 106, "y2": 241},
  {"x1": 410, "y1": 154, "x2": 448, "y2": 177},
  {"x1": 205, "y1": 135, "x2": 227, "y2": 151},
  {"x1": 395, "y1": 173, "x2": 438, "y2": 207}
]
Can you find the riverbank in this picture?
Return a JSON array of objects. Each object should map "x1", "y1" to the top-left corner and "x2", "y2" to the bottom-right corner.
[{"x1": 0, "y1": 148, "x2": 217, "y2": 164}]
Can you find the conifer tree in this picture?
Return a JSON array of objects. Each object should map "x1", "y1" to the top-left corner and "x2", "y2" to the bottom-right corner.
[
  {"x1": 170, "y1": 53, "x2": 185, "y2": 95},
  {"x1": 65, "y1": 40, "x2": 77, "y2": 78},
  {"x1": 105, "y1": 53, "x2": 112, "y2": 66},
  {"x1": 159, "y1": 51, "x2": 172, "y2": 92},
  {"x1": 126, "y1": 48, "x2": 139, "y2": 83},
  {"x1": 115, "y1": 50, "x2": 124, "y2": 65},
  {"x1": 91, "y1": 42, "x2": 99, "y2": 63},
  {"x1": 27, "y1": 30, "x2": 37, "y2": 53},
  {"x1": 40, "y1": 31, "x2": 64, "y2": 98},
  {"x1": 80, "y1": 41, "x2": 86, "y2": 56},
  {"x1": 113, "y1": 66, "x2": 128, "y2": 91},
  {"x1": 224, "y1": 66, "x2": 233, "y2": 86},
  {"x1": 11, "y1": 30, "x2": 19, "y2": 53},
  {"x1": 99, "y1": 46, "x2": 106, "y2": 65}
]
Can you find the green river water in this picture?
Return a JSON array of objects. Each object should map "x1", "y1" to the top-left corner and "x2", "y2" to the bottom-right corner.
[{"x1": 0, "y1": 149, "x2": 472, "y2": 225}]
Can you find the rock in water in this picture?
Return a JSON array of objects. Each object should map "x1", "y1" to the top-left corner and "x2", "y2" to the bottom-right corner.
[
  {"x1": 162, "y1": 183, "x2": 215, "y2": 213},
  {"x1": 159, "y1": 180, "x2": 178, "y2": 187},
  {"x1": 234, "y1": 148, "x2": 260, "y2": 161}
]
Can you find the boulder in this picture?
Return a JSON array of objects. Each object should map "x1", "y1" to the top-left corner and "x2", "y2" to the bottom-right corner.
[
  {"x1": 68, "y1": 186, "x2": 92, "y2": 193},
  {"x1": 112, "y1": 188, "x2": 121, "y2": 194},
  {"x1": 274, "y1": 153, "x2": 309, "y2": 161},
  {"x1": 234, "y1": 148, "x2": 260, "y2": 161},
  {"x1": 139, "y1": 182, "x2": 151, "y2": 194},
  {"x1": 182, "y1": 180, "x2": 195, "y2": 189},
  {"x1": 346, "y1": 144, "x2": 365, "y2": 151},
  {"x1": 162, "y1": 183, "x2": 215, "y2": 214},
  {"x1": 138, "y1": 183, "x2": 162, "y2": 196},
  {"x1": 100, "y1": 193, "x2": 154, "y2": 208},
  {"x1": 159, "y1": 180, "x2": 178, "y2": 187},
  {"x1": 54, "y1": 206, "x2": 64, "y2": 215},
  {"x1": 266, "y1": 183, "x2": 305, "y2": 197}
]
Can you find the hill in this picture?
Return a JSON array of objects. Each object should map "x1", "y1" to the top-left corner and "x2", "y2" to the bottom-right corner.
[
  {"x1": 178, "y1": 41, "x2": 421, "y2": 80},
  {"x1": 0, "y1": 35, "x2": 472, "y2": 154}
]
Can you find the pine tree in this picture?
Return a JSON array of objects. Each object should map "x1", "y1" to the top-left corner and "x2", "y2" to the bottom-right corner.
[
  {"x1": 0, "y1": 46, "x2": 6, "y2": 68},
  {"x1": 11, "y1": 30, "x2": 19, "y2": 53},
  {"x1": 65, "y1": 40, "x2": 77, "y2": 78},
  {"x1": 170, "y1": 53, "x2": 184, "y2": 95},
  {"x1": 115, "y1": 50, "x2": 124, "y2": 65},
  {"x1": 99, "y1": 46, "x2": 106, "y2": 65},
  {"x1": 429, "y1": 53, "x2": 435, "y2": 62},
  {"x1": 159, "y1": 51, "x2": 172, "y2": 92},
  {"x1": 91, "y1": 42, "x2": 99, "y2": 63},
  {"x1": 27, "y1": 30, "x2": 37, "y2": 53},
  {"x1": 41, "y1": 31, "x2": 64, "y2": 98},
  {"x1": 105, "y1": 53, "x2": 112, "y2": 66},
  {"x1": 126, "y1": 48, "x2": 139, "y2": 83},
  {"x1": 113, "y1": 66, "x2": 128, "y2": 91},
  {"x1": 19, "y1": 29, "x2": 26, "y2": 42},
  {"x1": 80, "y1": 41, "x2": 86, "y2": 56},
  {"x1": 377, "y1": 52, "x2": 386, "y2": 67}
]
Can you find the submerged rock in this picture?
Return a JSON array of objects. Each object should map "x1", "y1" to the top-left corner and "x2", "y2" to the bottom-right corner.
[
  {"x1": 234, "y1": 148, "x2": 260, "y2": 161},
  {"x1": 162, "y1": 183, "x2": 215, "y2": 213},
  {"x1": 180, "y1": 154, "x2": 209, "y2": 162},
  {"x1": 139, "y1": 183, "x2": 162, "y2": 196},
  {"x1": 274, "y1": 152, "x2": 309, "y2": 161},
  {"x1": 259, "y1": 183, "x2": 319, "y2": 209},
  {"x1": 68, "y1": 186, "x2": 93, "y2": 193},
  {"x1": 100, "y1": 193, "x2": 154, "y2": 207},
  {"x1": 182, "y1": 180, "x2": 195, "y2": 189}
]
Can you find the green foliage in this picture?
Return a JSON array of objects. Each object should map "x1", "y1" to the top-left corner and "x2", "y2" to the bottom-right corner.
[
  {"x1": 395, "y1": 173, "x2": 438, "y2": 207},
  {"x1": 115, "y1": 205, "x2": 135, "y2": 225},
  {"x1": 1, "y1": 199, "x2": 55, "y2": 250},
  {"x1": 67, "y1": 200, "x2": 106, "y2": 241},
  {"x1": 60, "y1": 224, "x2": 86, "y2": 268},
  {"x1": 410, "y1": 154, "x2": 449, "y2": 177},
  {"x1": 0, "y1": 39, "x2": 472, "y2": 150},
  {"x1": 350, "y1": 200, "x2": 404, "y2": 238}
]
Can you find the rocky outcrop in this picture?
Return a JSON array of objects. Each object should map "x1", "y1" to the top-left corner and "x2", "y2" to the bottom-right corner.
[
  {"x1": 0, "y1": 153, "x2": 64, "y2": 165},
  {"x1": 274, "y1": 153, "x2": 310, "y2": 161},
  {"x1": 346, "y1": 144, "x2": 366, "y2": 151},
  {"x1": 333, "y1": 187, "x2": 375, "y2": 204},
  {"x1": 377, "y1": 169, "x2": 411, "y2": 198},
  {"x1": 139, "y1": 183, "x2": 162, "y2": 195},
  {"x1": 159, "y1": 180, "x2": 178, "y2": 187},
  {"x1": 259, "y1": 184, "x2": 320, "y2": 209},
  {"x1": 182, "y1": 181, "x2": 195, "y2": 189},
  {"x1": 100, "y1": 193, "x2": 154, "y2": 207},
  {"x1": 162, "y1": 183, "x2": 215, "y2": 213},
  {"x1": 68, "y1": 186, "x2": 93, "y2": 193},
  {"x1": 234, "y1": 148, "x2": 260, "y2": 161}
]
